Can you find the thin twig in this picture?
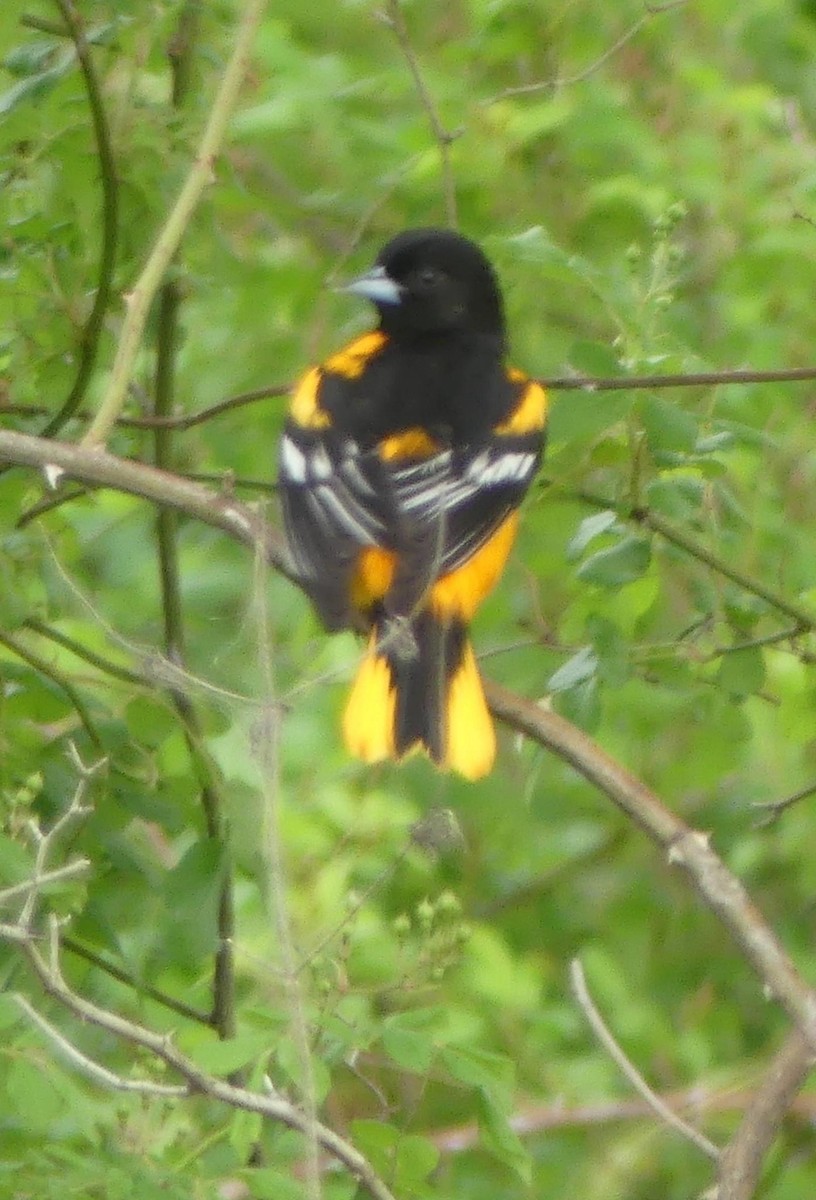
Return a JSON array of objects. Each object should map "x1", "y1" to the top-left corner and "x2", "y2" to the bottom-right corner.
[
  {"x1": 16, "y1": 994, "x2": 188, "y2": 1096},
  {"x1": 569, "y1": 958, "x2": 720, "y2": 1160},
  {"x1": 381, "y1": 0, "x2": 458, "y2": 227},
  {"x1": 81, "y1": 0, "x2": 269, "y2": 447},
  {"x1": 15, "y1": 919, "x2": 397, "y2": 1200},
  {"x1": 715, "y1": 1030, "x2": 813, "y2": 1200},
  {"x1": 0, "y1": 861, "x2": 90, "y2": 906},
  {"x1": 429, "y1": 1085, "x2": 816, "y2": 1154},
  {"x1": 544, "y1": 364, "x2": 816, "y2": 392},
  {"x1": 487, "y1": 683, "x2": 816, "y2": 1055},
  {"x1": 251, "y1": 540, "x2": 322, "y2": 1199},
  {"x1": 8, "y1": 362, "x2": 816, "y2": 441},
  {"x1": 62, "y1": 935, "x2": 211, "y2": 1025},
  {"x1": 35, "y1": 0, "x2": 119, "y2": 440},
  {"x1": 488, "y1": 0, "x2": 688, "y2": 100},
  {"x1": 752, "y1": 782, "x2": 816, "y2": 828},
  {"x1": 151, "y1": 0, "x2": 236, "y2": 1047},
  {"x1": 633, "y1": 506, "x2": 816, "y2": 631},
  {"x1": 23, "y1": 618, "x2": 143, "y2": 685},
  {"x1": 0, "y1": 629, "x2": 105, "y2": 752}
]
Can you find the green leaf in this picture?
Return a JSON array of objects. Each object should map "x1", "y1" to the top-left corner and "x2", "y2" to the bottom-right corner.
[
  {"x1": 0, "y1": 835, "x2": 34, "y2": 885},
  {"x1": 568, "y1": 340, "x2": 625, "y2": 378},
  {"x1": 186, "y1": 1032, "x2": 270, "y2": 1076},
  {"x1": 277, "y1": 1036, "x2": 332, "y2": 1102},
  {"x1": 548, "y1": 390, "x2": 633, "y2": 445},
  {"x1": 349, "y1": 1121, "x2": 439, "y2": 1190},
  {"x1": 5, "y1": 1059, "x2": 65, "y2": 1129},
  {"x1": 241, "y1": 1168, "x2": 305, "y2": 1200},
  {"x1": 0, "y1": 993, "x2": 22, "y2": 1030},
  {"x1": 0, "y1": 55, "x2": 74, "y2": 117},
  {"x1": 640, "y1": 396, "x2": 699, "y2": 456},
  {"x1": 566, "y1": 510, "x2": 620, "y2": 559},
  {"x1": 717, "y1": 646, "x2": 766, "y2": 697},
  {"x1": 646, "y1": 474, "x2": 704, "y2": 521},
  {"x1": 577, "y1": 535, "x2": 652, "y2": 587},
  {"x1": 382, "y1": 1011, "x2": 438, "y2": 1072},
  {"x1": 476, "y1": 1087, "x2": 531, "y2": 1184},
  {"x1": 547, "y1": 645, "x2": 597, "y2": 692},
  {"x1": 440, "y1": 1044, "x2": 515, "y2": 1098},
  {"x1": 555, "y1": 677, "x2": 601, "y2": 730}
]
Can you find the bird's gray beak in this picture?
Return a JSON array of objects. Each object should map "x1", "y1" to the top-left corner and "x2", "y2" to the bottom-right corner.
[{"x1": 341, "y1": 264, "x2": 403, "y2": 306}]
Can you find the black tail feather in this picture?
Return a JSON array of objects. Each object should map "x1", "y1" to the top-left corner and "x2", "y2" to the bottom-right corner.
[{"x1": 378, "y1": 611, "x2": 466, "y2": 763}]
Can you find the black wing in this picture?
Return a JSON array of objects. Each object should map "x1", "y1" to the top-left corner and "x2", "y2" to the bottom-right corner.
[{"x1": 279, "y1": 419, "x2": 542, "y2": 630}]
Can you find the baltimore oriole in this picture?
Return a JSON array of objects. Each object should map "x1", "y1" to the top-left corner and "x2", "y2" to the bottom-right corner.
[{"x1": 279, "y1": 228, "x2": 546, "y2": 779}]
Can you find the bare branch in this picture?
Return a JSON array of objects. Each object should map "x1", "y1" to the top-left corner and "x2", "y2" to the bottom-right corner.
[
  {"x1": 487, "y1": 0, "x2": 688, "y2": 100},
  {"x1": 16, "y1": 994, "x2": 188, "y2": 1097},
  {"x1": 16, "y1": 748, "x2": 102, "y2": 930},
  {"x1": 81, "y1": 0, "x2": 269, "y2": 447},
  {"x1": 12, "y1": 922, "x2": 397, "y2": 1200},
  {"x1": 487, "y1": 683, "x2": 816, "y2": 1054},
  {"x1": 715, "y1": 1031, "x2": 813, "y2": 1200},
  {"x1": 752, "y1": 782, "x2": 816, "y2": 828},
  {"x1": 381, "y1": 0, "x2": 458, "y2": 227},
  {"x1": 40, "y1": 0, "x2": 119, "y2": 438},
  {"x1": 0, "y1": 428, "x2": 288, "y2": 573},
  {"x1": 569, "y1": 958, "x2": 720, "y2": 1160},
  {"x1": 0, "y1": 861, "x2": 90, "y2": 907},
  {"x1": 62, "y1": 935, "x2": 211, "y2": 1025}
]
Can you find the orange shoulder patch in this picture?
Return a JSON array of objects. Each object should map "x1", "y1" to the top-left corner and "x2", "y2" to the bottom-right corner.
[
  {"x1": 289, "y1": 366, "x2": 331, "y2": 430},
  {"x1": 379, "y1": 428, "x2": 442, "y2": 461},
  {"x1": 494, "y1": 375, "x2": 548, "y2": 436},
  {"x1": 324, "y1": 331, "x2": 388, "y2": 380}
]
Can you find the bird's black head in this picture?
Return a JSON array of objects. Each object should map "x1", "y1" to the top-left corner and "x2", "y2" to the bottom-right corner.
[{"x1": 344, "y1": 228, "x2": 506, "y2": 347}]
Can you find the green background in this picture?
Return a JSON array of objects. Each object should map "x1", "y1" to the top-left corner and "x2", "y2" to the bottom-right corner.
[{"x1": 2, "y1": 0, "x2": 816, "y2": 1195}]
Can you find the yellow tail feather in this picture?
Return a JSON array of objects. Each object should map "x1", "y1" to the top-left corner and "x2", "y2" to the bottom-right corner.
[
  {"x1": 342, "y1": 636, "x2": 396, "y2": 764},
  {"x1": 343, "y1": 630, "x2": 495, "y2": 779},
  {"x1": 444, "y1": 642, "x2": 495, "y2": 780}
]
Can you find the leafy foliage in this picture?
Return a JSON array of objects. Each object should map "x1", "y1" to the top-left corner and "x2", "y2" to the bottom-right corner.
[{"x1": 3, "y1": 0, "x2": 816, "y2": 1196}]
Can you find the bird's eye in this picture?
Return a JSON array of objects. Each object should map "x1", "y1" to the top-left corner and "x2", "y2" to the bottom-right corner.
[{"x1": 416, "y1": 267, "x2": 440, "y2": 288}]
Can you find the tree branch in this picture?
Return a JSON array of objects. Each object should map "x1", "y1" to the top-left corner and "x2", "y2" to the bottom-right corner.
[
  {"x1": 715, "y1": 1031, "x2": 813, "y2": 1200},
  {"x1": 39, "y1": 0, "x2": 119, "y2": 439},
  {"x1": 4, "y1": 430, "x2": 816, "y2": 1061},
  {"x1": 381, "y1": 0, "x2": 458, "y2": 227},
  {"x1": 81, "y1": 0, "x2": 269, "y2": 448},
  {"x1": 570, "y1": 957, "x2": 720, "y2": 1160},
  {"x1": 486, "y1": 683, "x2": 816, "y2": 1053},
  {"x1": 0, "y1": 428, "x2": 288, "y2": 571},
  {"x1": 152, "y1": 0, "x2": 236, "y2": 1048},
  {"x1": 17, "y1": 918, "x2": 397, "y2": 1200}
]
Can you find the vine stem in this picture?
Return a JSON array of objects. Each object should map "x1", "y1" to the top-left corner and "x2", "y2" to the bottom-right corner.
[{"x1": 81, "y1": 0, "x2": 268, "y2": 448}]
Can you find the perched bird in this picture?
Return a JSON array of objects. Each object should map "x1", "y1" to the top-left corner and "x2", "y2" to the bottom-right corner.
[{"x1": 279, "y1": 228, "x2": 546, "y2": 779}]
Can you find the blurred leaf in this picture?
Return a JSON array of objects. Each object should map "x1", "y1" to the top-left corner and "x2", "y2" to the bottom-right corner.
[
  {"x1": 566, "y1": 510, "x2": 620, "y2": 559},
  {"x1": 548, "y1": 645, "x2": 597, "y2": 692},
  {"x1": 717, "y1": 645, "x2": 766, "y2": 697},
  {"x1": 349, "y1": 1121, "x2": 439, "y2": 1191},
  {"x1": 577, "y1": 535, "x2": 652, "y2": 587}
]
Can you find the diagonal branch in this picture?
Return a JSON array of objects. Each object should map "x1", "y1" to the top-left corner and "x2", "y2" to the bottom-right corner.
[
  {"x1": 38, "y1": 0, "x2": 119, "y2": 439},
  {"x1": 570, "y1": 957, "x2": 719, "y2": 1160},
  {"x1": 4, "y1": 430, "x2": 816, "y2": 1062},
  {"x1": 486, "y1": 682, "x2": 816, "y2": 1054},
  {"x1": 15, "y1": 917, "x2": 397, "y2": 1200},
  {"x1": 715, "y1": 1030, "x2": 813, "y2": 1200},
  {"x1": 81, "y1": 0, "x2": 269, "y2": 448},
  {"x1": 381, "y1": 0, "x2": 458, "y2": 227}
]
